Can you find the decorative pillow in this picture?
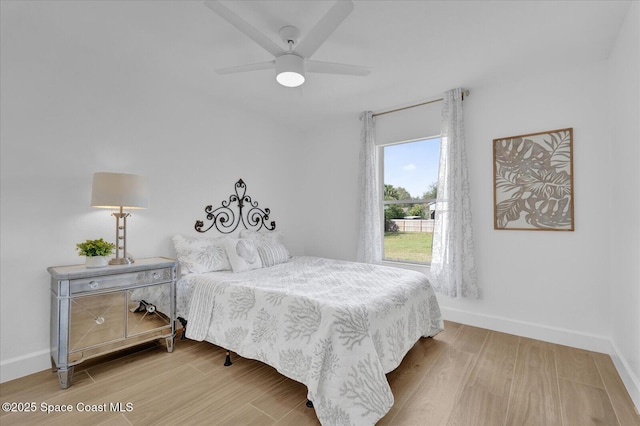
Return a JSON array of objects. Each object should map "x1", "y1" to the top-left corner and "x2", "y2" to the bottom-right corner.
[
  {"x1": 224, "y1": 238, "x2": 263, "y2": 273},
  {"x1": 256, "y1": 242, "x2": 290, "y2": 267},
  {"x1": 239, "y1": 229, "x2": 284, "y2": 246},
  {"x1": 172, "y1": 235, "x2": 231, "y2": 274}
]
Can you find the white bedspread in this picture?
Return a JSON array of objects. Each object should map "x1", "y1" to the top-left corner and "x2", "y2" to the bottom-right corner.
[{"x1": 185, "y1": 256, "x2": 443, "y2": 425}]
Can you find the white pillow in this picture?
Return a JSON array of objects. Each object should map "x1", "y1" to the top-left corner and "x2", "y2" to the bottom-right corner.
[
  {"x1": 256, "y1": 242, "x2": 289, "y2": 267},
  {"x1": 239, "y1": 229, "x2": 284, "y2": 246},
  {"x1": 172, "y1": 235, "x2": 231, "y2": 274},
  {"x1": 224, "y1": 238, "x2": 263, "y2": 273}
]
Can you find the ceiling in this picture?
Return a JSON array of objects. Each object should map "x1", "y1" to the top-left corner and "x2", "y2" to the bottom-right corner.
[{"x1": 1, "y1": 1, "x2": 631, "y2": 129}]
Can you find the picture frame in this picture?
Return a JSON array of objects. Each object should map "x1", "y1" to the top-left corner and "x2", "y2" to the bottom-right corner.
[{"x1": 493, "y1": 127, "x2": 574, "y2": 231}]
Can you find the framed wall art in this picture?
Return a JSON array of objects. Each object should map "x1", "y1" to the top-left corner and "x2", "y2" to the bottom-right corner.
[{"x1": 493, "y1": 127, "x2": 574, "y2": 231}]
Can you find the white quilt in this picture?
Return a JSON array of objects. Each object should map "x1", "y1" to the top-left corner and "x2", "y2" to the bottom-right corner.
[{"x1": 185, "y1": 256, "x2": 443, "y2": 425}]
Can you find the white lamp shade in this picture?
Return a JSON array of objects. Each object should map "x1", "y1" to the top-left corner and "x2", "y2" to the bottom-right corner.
[
  {"x1": 91, "y1": 172, "x2": 149, "y2": 209},
  {"x1": 276, "y1": 54, "x2": 305, "y2": 88}
]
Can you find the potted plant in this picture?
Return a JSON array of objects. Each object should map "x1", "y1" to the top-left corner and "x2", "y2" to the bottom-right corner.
[{"x1": 76, "y1": 238, "x2": 116, "y2": 268}]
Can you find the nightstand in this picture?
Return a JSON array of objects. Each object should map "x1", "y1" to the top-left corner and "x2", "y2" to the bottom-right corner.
[{"x1": 48, "y1": 257, "x2": 177, "y2": 389}]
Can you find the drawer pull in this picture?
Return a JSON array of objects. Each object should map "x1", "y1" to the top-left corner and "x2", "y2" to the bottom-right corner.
[
  {"x1": 152, "y1": 272, "x2": 159, "y2": 279},
  {"x1": 95, "y1": 316, "x2": 105, "y2": 325},
  {"x1": 89, "y1": 281, "x2": 99, "y2": 289}
]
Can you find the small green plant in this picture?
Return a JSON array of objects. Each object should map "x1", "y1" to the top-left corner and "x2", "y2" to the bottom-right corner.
[{"x1": 76, "y1": 238, "x2": 116, "y2": 257}]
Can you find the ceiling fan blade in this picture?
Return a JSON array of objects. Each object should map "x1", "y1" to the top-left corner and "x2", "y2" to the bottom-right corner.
[
  {"x1": 204, "y1": 1, "x2": 282, "y2": 57},
  {"x1": 216, "y1": 61, "x2": 275, "y2": 75},
  {"x1": 295, "y1": 0, "x2": 354, "y2": 59},
  {"x1": 307, "y1": 60, "x2": 370, "y2": 76}
]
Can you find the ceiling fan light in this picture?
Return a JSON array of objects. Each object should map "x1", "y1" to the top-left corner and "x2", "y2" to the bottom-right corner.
[
  {"x1": 276, "y1": 54, "x2": 305, "y2": 87},
  {"x1": 277, "y1": 71, "x2": 305, "y2": 87}
]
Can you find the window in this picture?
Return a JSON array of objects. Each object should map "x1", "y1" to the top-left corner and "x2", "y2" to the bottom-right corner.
[{"x1": 381, "y1": 137, "x2": 440, "y2": 264}]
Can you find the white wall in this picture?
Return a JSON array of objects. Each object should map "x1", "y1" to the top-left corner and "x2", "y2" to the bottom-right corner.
[
  {"x1": 299, "y1": 115, "x2": 361, "y2": 261},
  {"x1": 0, "y1": 4, "x2": 307, "y2": 381},
  {"x1": 607, "y1": 1, "x2": 640, "y2": 408}
]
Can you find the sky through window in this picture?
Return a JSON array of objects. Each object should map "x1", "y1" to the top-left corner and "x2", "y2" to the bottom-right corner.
[{"x1": 384, "y1": 138, "x2": 440, "y2": 198}]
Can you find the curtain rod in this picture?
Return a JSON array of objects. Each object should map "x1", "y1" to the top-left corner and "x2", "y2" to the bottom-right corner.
[
  {"x1": 372, "y1": 98, "x2": 442, "y2": 117},
  {"x1": 372, "y1": 90, "x2": 469, "y2": 118}
]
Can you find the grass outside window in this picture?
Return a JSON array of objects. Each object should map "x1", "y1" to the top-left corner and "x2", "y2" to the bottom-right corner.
[{"x1": 383, "y1": 232, "x2": 433, "y2": 264}]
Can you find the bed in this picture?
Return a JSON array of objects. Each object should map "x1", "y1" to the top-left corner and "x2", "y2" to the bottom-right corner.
[{"x1": 164, "y1": 179, "x2": 444, "y2": 425}]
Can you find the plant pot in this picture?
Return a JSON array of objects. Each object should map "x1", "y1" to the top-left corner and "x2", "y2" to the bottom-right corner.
[{"x1": 85, "y1": 256, "x2": 109, "y2": 268}]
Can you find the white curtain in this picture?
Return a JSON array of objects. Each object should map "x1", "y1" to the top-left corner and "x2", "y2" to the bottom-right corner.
[
  {"x1": 431, "y1": 89, "x2": 479, "y2": 298},
  {"x1": 356, "y1": 111, "x2": 382, "y2": 264}
]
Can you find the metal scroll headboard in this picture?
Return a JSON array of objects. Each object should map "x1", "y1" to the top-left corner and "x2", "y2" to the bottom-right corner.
[{"x1": 195, "y1": 178, "x2": 276, "y2": 234}]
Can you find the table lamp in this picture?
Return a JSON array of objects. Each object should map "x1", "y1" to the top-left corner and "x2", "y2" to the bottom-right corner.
[{"x1": 90, "y1": 172, "x2": 149, "y2": 265}]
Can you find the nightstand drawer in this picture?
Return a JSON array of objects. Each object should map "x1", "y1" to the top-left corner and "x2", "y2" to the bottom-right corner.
[{"x1": 70, "y1": 268, "x2": 172, "y2": 294}]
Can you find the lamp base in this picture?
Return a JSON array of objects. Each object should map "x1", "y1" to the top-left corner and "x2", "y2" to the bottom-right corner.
[{"x1": 109, "y1": 257, "x2": 135, "y2": 265}]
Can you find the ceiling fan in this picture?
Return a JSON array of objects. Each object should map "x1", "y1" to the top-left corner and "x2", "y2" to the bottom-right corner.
[{"x1": 204, "y1": 0, "x2": 371, "y2": 88}]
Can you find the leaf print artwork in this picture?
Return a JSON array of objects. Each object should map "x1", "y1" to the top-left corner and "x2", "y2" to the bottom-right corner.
[{"x1": 493, "y1": 128, "x2": 574, "y2": 230}]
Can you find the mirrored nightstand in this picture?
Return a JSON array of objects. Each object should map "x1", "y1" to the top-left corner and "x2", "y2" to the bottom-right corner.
[{"x1": 48, "y1": 257, "x2": 177, "y2": 389}]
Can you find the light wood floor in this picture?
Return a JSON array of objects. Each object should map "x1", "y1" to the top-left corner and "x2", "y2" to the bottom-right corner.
[{"x1": 1, "y1": 321, "x2": 638, "y2": 425}]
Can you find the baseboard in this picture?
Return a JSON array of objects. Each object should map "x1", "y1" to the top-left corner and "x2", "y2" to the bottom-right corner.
[
  {"x1": 440, "y1": 306, "x2": 612, "y2": 352},
  {"x1": 441, "y1": 306, "x2": 640, "y2": 412},
  {"x1": 0, "y1": 348, "x2": 51, "y2": 383},
  {"x1": 609, "y1": 339, "x2": 640, "y2": 413}
]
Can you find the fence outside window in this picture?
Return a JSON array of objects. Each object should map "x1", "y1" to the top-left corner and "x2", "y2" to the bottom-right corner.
[{"x1": 387, "y1": 219, "x2": 434, "y2": 233}]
